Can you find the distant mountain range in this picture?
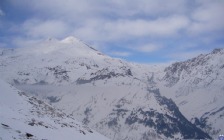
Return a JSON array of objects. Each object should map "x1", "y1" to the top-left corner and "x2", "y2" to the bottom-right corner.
[{"x1": 0, "y1": 36, "x2": 223, "y2": 139}]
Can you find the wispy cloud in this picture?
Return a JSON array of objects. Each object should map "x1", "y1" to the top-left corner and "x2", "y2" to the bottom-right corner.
[
  {"x1": 137, "y1": 43, "x2": 162, "y2": 53},
  {"x1": 11, "y1": 37, "x2": 43, "y2": 48},
  {"x1": 188, "y1": 0, "x2": 224, "y2": 35},
  {"x1": 0, "y1": 8, "x2": 4, "y2": 16},
  {"x1": 21, "y1": 19, "x2": 70, "y2": 39},
  {"x1": 4, "y1": 0, "x2": 224, "y2": 42},
  {"x1": 109, "y1": 51, "x2": 132, "y2": 57},
  {"x1": 75, "y1": 15, "x2": 190, "y2": 42}
]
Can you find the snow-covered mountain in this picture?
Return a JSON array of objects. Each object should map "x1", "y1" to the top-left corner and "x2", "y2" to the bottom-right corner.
[
  {"x1": 0, "y1": 79, "x2": 109, "y2": 140},
  {"x1": 159, "y1": 48, "x2": 224, "y2": 137},
  {"x1": 0, "y1": 36, "x2": 223, "y2": 139}
]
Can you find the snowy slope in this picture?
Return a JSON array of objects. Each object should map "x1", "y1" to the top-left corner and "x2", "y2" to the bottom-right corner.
[
  {"x1": 0, "y1": 36, "x2": 218, "y2": 139},
  {"x1": 0, "y1": 79, "x2": 109, "y2": 140},
  {"x1": 159, "y1": 48, "x2": 224, "y2": 137}
]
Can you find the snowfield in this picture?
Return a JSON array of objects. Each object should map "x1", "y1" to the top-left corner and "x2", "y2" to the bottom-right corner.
[{"x1": 0, "y1": 79, "x2": 109, "y2": 140}]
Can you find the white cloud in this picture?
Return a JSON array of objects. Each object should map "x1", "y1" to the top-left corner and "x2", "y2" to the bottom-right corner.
[
  {"x1": 137, "y1": 44, "x2": 162, "y2": 53},
  {"x1": 8, "y1": 0, "x2": 187, "y2": 19},
  {"x1": 75, "y1": 15, "x2": 190, "y2": 42},
  {"x1": 99, "y1": 0, "x2": 185, "y2": 19},
  {"x1": 0, "y1": 8, "x2": 4, "y2": 16},
  {"x1": 7, "y1": 0, "x2": 191, "y2": 41},
  {"x1": 11, "y1": 37, "x2": 42, "y2": 48},
  {"x1": 12, "y1": 0, "x2": 221, "y2": 38},
  {"x1": 189, "y1": 0, "x2": 224, "y2": 34},
  {"x1": 22, "y1": 19, "x2": 70, "y2": 38},
  {"x1": 7, "y1": 0, "x2": 222, "y2": 42}
]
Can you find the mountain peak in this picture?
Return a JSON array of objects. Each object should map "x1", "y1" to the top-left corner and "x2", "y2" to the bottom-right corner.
[{"x1": 61, "y1": 36, "x2": 81, "y2": 44}]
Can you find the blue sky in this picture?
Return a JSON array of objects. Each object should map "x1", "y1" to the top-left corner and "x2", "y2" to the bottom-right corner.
[{"x1": 0, "y1": 0, "x2": 224, "y2": 63}]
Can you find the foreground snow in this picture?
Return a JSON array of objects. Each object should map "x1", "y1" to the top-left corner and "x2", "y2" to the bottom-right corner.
[{"x1": 0, "y1": 80, "x2": 109, "y2": 140}]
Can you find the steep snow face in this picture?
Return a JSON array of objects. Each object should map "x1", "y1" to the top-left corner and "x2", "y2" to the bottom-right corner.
[
  {"x1": 0, "y1": 79, "x2": 109, "y2": 140},
  {"x1": 0, "y1": 36, "x2": 219, "y2": 139},
  {"x1": 0, "y1": 37, "x2": 143, "y2": 86},
  {"x1": 159, "y1": 48, "x2": 224, "y2": 137}
]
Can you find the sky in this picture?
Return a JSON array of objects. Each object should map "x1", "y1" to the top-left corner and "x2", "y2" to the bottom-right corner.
[{"x1": 0, "y1": 0, "x2": 224, "y2": 63}]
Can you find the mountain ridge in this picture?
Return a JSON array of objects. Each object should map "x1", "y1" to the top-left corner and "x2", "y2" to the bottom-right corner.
[{"x1": 159, "y1": 48, "x2": 224, "y2": 137}]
